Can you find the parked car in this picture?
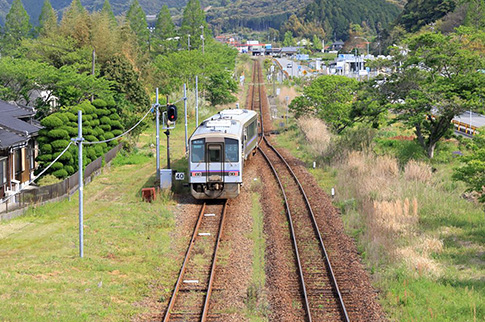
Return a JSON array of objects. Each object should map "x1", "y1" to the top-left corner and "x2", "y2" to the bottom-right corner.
[{"x1": 287, "y1": 63, "x2": 293, "y2": 68}]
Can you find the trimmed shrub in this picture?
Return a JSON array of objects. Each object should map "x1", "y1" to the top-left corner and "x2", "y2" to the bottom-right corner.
[
  {"x1": 110, "y1": 120, "x2": 122, "y2": 129},
  {"x1": 51, "y1": 162, "x2": 63, "y2": 171},
  {"x1": 41, "y1": 115, "x2": 63, "y2": 128},
  {"x1": 112, "y1": 129, "x2": 123, "y2": 136},
  {"x1": 65, "y1": 165, "x2": 75, "y2": 174},
  {"x1": 100, "y1": 124, "x2": 111, "y2": 131},
  {"x1": 109, "y1": 113, "x2": 120, "y2": 120},
  {"x1": 104, "y1": 132, "x2": 114, "y2": 140},
  {"x1": 60, "y1": 126, "x2": 78, "y2": 137},
  {"x1": 92, "y1": 99, "x2": 107, "y2": 108},
  {"x1": 52, "y1": 169, "x2": 68, "y2": 178},
  {"x1": 40, "y1": 144, "x2": 52, "y2": 154},
  {"x1": 37, "y1": 154, "x2": 52, "y2": 162},
  {"x1": 51, "y1": 140, "x2": 70, "y2": 150},
  {"x1": 65, "y1": 112, "x2": 77, "y2": 121},
  {"x1": 48, "y1": 129, "x2": 69, "y2": 140},
  {"x1": 85, "y1": 135, "x2": 97, "y2": 142}
]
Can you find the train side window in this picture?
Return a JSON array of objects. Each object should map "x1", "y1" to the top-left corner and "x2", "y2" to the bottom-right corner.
[
  {"x1": 224, "y1": 138, "x2": 239, "y2": 162},
  {"x1": 191, "y1": 139, "x2": 205, "y2": 162}
]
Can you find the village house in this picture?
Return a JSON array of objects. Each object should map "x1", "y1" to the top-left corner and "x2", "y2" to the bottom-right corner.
[{"x1": 0, "y1": 100, "x2": 41, "y2": 201}]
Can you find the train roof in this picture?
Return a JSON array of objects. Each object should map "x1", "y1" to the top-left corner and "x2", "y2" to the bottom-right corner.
[{"x1": 190, "y1": 109, "x2": 257, "y2": 139}]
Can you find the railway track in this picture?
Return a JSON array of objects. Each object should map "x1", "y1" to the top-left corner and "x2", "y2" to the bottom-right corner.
[
  {"x1": 251, "y1": 59, "x2": 351, "y2": 321},
  {"x1": 163, "y1": 201, "x2": 228, "y2": 322}
]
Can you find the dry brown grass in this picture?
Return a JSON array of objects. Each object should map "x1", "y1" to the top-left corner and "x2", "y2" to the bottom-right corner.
[
  {"x1": 404, "y1": 160, "x2": 432, "y2": 182},
  {"x1": 296, "y1": 117, "x2": 332, "y2": 155},
  {"x1": 336, "y1": 151, "x2": 443, "y2": 277}
]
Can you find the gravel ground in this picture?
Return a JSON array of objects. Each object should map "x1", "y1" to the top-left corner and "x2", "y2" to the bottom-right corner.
[{"x1": 207, "y1": 158, "x2": 259, "y2": 321}]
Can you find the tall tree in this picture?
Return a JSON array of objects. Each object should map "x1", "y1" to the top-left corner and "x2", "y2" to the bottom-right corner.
[
  {"x1": 1, "y1": 0, "x2": 32, "y2": 54},
  {"x1": 152, "y1": 5, "x2": 176, "y2": 54},
  {"x1": 101, "y1": 0, "x2": 117, "y2": 26},
  {"x1": 60, "y1": 0, "x2": 90, "y2": 47},
  {"x1": 282, "y1": 31, "x2": 295, "y2": 47},
  {"x1": 126, "y1": 0, "x2": 149, "y2": 51},
  {"x1": 379, "y1": 29, "x2": 485, "y2": 158},
  {"x1": 289, "y1": 75, "x2": 359, "y2": 133},
  {"x1": 180, "y1": 0, "x2": 209, "y2": 50},
  {"x1": 38, "y1": 0, "x2": 57, "y2": 37}
]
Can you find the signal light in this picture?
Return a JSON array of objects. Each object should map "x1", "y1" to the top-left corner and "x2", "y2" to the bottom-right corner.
[{"x1": 167, "y1": 105, "x2": 178, "y2": 122}]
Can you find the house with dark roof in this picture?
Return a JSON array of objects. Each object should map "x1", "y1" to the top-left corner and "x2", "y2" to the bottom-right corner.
[{"x1": 0, "y1": 100, "x2": 41, "y2": 200}]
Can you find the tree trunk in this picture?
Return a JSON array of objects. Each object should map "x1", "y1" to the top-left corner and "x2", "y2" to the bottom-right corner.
[{"x1": 427, "y1": 142, "x2": 436, "y2": 158}]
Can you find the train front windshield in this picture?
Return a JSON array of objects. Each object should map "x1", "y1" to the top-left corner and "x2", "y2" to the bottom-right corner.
[
  {"x1": 191, "y1": 138, "x2": 239, "y2": 163},
  {"x1": 191, "y1": 139, "x2": 205, "y2": 162},
  {"x1": 224, "y1": 138, "x2": 239, "y2": 162}
]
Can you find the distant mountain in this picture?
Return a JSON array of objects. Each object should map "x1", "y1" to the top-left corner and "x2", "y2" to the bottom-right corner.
[
  {"x1": 0, "y1": 0, "x2": 187, "y2": 26},
  {"x1": 0, "y1": 0, "x2": 402, "y2": 41}
]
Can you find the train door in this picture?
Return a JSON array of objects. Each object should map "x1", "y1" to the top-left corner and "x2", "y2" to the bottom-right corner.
[{"x1": 205, "y1": 142, "x2": 224, "y2": 184}]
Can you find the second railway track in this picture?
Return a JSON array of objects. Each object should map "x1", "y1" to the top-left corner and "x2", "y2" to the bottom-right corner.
[{"x1": 251, "y1": 59, "x2": 350, "y2": 321}]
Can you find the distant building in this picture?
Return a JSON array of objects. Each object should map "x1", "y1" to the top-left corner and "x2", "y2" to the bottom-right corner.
[
  {"x1": 0, "y1": 100, "x2": 41, "y2": 200},
  {"x1": 330, "y1": 40, "x2": 344, "y2": 51}
]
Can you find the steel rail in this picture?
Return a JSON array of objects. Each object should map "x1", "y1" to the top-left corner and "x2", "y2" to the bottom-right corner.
[
  {"x1": 163, "y1": 202, "x2": 207, "y2": 322},
  {"x1": 251, "y1": 59, "x2": 312, "y2": 321},
  {"x1": 253, "y1": 59, "x2": 350, "y2": 321},
  {"x1": 201, "y1": 200, "x2": 228, "y2": 321},
  {"x1": 257, "y1": 145, "x2": 313, "y2": 322},
  {"x1": 263, "y1": 136, "x2": 350, "y2": 322}
]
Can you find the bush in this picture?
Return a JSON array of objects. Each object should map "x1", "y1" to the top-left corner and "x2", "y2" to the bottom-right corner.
[
  {"x1": 51, "y1": 162, "x2": 63, "y2": 171},
  {"x1": 65, "y1": 165, "x2": 75, "y2": 174},
  {"x1": 41, "y1": 115, "x2": 63, "y2": 128},
  {"x1": 52, "y1": 169, "x2": 68, "y2": 178},
  {"x1": 48, "y1": 129, "x2": 69, "y2": 140},
  {"x1": 92, "y1": 99, "x2": 107, "y2": 108},
  {"x1": 51, "y1": 140, "x2": 69, "y2": 150},
  {"x1": 40, "y1": 144, "x2": 52, "y2": 154}
]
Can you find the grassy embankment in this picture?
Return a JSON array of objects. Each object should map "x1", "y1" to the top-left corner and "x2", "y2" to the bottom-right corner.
[{"x1": 274, "y1": 117, "x2": 484, "y2": 321}]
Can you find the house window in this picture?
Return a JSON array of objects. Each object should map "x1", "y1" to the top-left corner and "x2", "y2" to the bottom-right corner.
[
  {"x1": 0, "y1": 157, "x2": 6, "y2": 186},
  {"x1": 29, "y1": 141, "x2": 35, "y2": 170},
  {"x1": 15, "y1": 149, "x2": 22, "y2": 174}
]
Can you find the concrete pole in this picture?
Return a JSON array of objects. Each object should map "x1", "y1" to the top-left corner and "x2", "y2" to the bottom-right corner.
[
  {"x1": 77, "y1": 110, "x2": 83, "y2": 258},
  {"x1": 195, "y1": 76, "x2": 199, "y2": 127},
  {"x1": 156, "y1": 88, "x2": 160, "y2": 178},
  {"x1": 184, "y1": 83, "x2": 188, "y2": 153}
]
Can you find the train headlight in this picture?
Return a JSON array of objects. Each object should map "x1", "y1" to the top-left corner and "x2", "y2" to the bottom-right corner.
[
  {"x1": 227, "y1": 171, "x2": 239, "y2": 177},
  {"x1": 192, "y1": 172, "x2": 203, "y2": 177}
]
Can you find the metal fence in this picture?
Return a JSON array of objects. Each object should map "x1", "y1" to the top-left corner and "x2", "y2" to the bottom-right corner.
[{"x1": 1, "y1": 143, "x2": 123, "y2": 214}]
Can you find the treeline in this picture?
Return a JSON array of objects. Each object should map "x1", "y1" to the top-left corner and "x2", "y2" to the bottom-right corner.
[{"x1": 0, "y1": 0, "x2": 238, "y2": 179}]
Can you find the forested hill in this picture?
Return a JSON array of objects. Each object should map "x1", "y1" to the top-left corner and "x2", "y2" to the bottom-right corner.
[
  {"x1": 300, "y1": 0, "x2": 402, "y2": 40},
  {"x1": 0, "y1": 0, "x2": 186, "y2": 25},
  {"x1": 1, "y1": 0, "x2": 402, "y2": 39},
  {"x1": 394, "y1": 0, "x2": 457, "y2": 32}
]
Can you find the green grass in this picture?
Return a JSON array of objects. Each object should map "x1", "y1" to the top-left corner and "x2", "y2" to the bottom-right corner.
[
  {"x1": 0, "y1": 110, "x2": 206, "y2": 320},
  {"x1": 245, "y1": 192, "x2": 269, "y2": 321},
  {"x1": 0, "y1": 161, "x2": 176, "y2": 321}
]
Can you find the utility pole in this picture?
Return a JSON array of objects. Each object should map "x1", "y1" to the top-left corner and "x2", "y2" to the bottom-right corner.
[
  {"x1": 195, "y1": 76, "x2": 199, "y2": 126},
  {"x1": 91, "y1": 48, "x2": 95, "y2": 102},
  {"x1": 77, "y1": 110, "x2": 84, "y2": 258},
  {"x1": 200, "y1": 25, "x2": 205, "y2": 54},
  {"x1": 188, "y1": 34, "x2": 191, "y2": 51},
  {"x1": 155, "y1": 88, "x2": 160, "y2": 178},
  {"x1": 184, "y1": 83, "x2": 188, "y2": 153}
]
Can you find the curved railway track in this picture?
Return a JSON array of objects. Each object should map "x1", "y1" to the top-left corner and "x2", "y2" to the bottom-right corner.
[
  {"x1": 250, "y1": 59, "x2": 351, "y2": 321},
  {"x1": 163, "y1": 201, "x2": 228, "y2": 322}
]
